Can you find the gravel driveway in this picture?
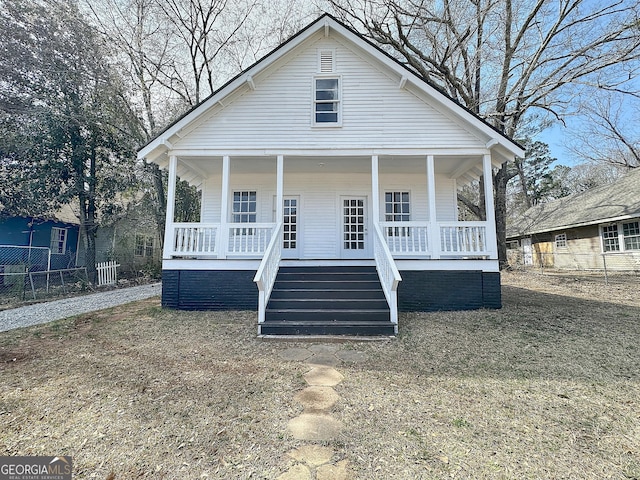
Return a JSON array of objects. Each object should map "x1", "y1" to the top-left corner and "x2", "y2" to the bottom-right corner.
[{"x1": 0, "y1": 283, "x2": 161, "y2": 333}]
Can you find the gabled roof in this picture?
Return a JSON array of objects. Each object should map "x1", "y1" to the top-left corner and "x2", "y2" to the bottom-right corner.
[
  {"x1": 138, "y1": 13, "x2": 524, "y2": 163},
  {"x1": 508, "y1": 168, "x2": 640, "y2": 237}
]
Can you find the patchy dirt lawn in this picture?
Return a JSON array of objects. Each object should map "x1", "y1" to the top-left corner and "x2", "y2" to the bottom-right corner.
[{"x1": 1, "y1": 271, "x2": 639, "y2": 479}]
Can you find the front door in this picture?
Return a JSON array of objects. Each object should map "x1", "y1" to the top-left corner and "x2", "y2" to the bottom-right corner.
[
  {"x1": 341, "y1": 196, "x2": 370, "y2": 258},
  {"x1": 281, "y1": 196, "x2": 300, "y2": 259}
]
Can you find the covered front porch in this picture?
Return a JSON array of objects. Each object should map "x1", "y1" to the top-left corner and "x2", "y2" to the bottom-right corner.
[
  {"x1": 162, "y1": 152, "x2": 498, "y2": 262},
  {"x1": 160, "y1": 150, "x2": 501, "y2": 333}
]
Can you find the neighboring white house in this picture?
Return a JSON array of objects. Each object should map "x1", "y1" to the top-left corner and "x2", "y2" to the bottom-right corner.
[{"x1": 138, "y1": 14, "x2": 524, "y2": 336}]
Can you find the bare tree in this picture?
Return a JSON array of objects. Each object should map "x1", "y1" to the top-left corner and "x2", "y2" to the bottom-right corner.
[
  {"x1": 327, "y1": 0, "x2": 640, "y2": 267},
  {"x1": 154, "y1": 0, "x2": 258, "y2": 106},
  {"x1": 567, "y1": 94, "x2": 640, "y2": 169}
]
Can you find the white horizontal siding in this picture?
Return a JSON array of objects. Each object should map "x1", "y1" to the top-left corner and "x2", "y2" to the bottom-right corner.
[
  {"x1": 435, "y1": 175, "x2": 457, "y2": 221},
  {"x1": 174, "y1": 33, "x2": 483, "y2": 151}
]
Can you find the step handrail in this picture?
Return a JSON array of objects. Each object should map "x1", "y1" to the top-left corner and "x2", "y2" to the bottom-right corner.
[
  {"x1": 372, "y1": 222, "x2": 402, "y2": 329},
  {"x1": 253, "y1": 222, "x2": 283, "y2": 325}
]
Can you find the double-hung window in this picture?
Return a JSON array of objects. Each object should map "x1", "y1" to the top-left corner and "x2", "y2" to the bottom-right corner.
[
  {"x1": 135, "y1": 234, "x2": 154, "y2": 257},
  {"x1": 602, "y1": 225, "x2": 620, "y2": 252},
  {"x1": 50, "y1": 227, "x2": 67, "y2": 255},
  {"x1": 385, "y1": 192, "x2": 410, "y2": 237},
  {"x1": 602, "y1": 221, "x2": 640, "y2": 252},
  {"x1": 314, "y1": 77, "x2": 340, "y2": 125},
  {"x1": 623, "y1": 221, "x2": 640, "y2": 250},
  {"x1": 232, "y1": 191, "x2": 257, "y2": 235},
  {"x1": 232, "y1": 191, "x2": 257, "y2": 223}
]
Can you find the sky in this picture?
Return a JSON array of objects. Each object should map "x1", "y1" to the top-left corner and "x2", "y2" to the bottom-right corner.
[{"x1": 538, "y1": 124, "x2": 572, "y2": 167}]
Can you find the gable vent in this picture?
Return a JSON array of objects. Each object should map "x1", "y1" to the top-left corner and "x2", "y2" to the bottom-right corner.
[{"x1": 319, "y1": 49, "x2": 335, "y2": 73}]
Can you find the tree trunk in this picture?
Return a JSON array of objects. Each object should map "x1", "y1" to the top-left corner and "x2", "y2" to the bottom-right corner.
[
  {"x1": 149, "y1": 162, "x2": 166, "y2": 248},
  {"x1": 494, "y1": 164, "x2": 510, "y2": 269}
]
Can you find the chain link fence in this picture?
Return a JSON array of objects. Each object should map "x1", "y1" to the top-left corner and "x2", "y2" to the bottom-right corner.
[
  {"x1": 0, "y1": 245, "x2": 90, "y2": 306},
  {"x1": 507, "y1": 248, "x2": 640, "y2": 284}
]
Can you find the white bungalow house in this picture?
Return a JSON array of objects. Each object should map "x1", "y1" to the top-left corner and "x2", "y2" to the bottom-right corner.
[{"x1": 138, "y1": 14, "x2": 524, "y2": 336}]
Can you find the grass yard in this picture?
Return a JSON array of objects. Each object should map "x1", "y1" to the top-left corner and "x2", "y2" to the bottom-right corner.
[{"x1": 0, "y1": 271, "x2": 638, "y2": 479}]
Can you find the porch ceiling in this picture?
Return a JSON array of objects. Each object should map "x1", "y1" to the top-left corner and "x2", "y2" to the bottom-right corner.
[{"x1": 176, "y1": 154, "x2": 485, "y2": 180}]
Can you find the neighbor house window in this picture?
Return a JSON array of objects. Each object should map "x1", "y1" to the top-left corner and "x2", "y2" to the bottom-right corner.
[
  {"x1": 385, "y1": 192, "x2": 410, "y2": 236},
  {"x1": 623, "y1": 221, "x2": 640, "y2": 250},
  {"x1": 50, "y1": 227, "x2": 67, "y2": 254},
  {"x1": 232, "y1": 191, "x2": 257, "y2": 223},
  {"x1": 602, "y1": 225, "x2": 620, "y2": 252},
  {"x1": 314, "y1": 77, "x2": 340, "y2": 124},
  {"x1": 555, "y1": 233, "x2": 567, "y2": 248},
  {"x1": 135, "y1": 234, "x2": 154, "y2": 257}
]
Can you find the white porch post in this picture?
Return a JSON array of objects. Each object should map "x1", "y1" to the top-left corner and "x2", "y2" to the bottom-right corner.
[
  {"x1": 276, "y1": 155, "x2": 284, "y2": 223},
  {"x1": 483, "y1": 153, "x2": 498, "y2": 259},
  {"x1": 371, "y1": 155, "x2": 380, "y2": 222},
  {"x1": 162, "y1": 155, "x2": 177, "y2": 259},
  {"x1": 426, "y1": 155, "x2": 440, "y2": 259},
  {"x1": 218, "y1": 155, "x2": 230, "y2": 259}
]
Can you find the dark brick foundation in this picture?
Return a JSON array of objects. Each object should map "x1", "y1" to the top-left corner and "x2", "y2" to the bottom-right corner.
[
  {"x1": 162, "y1": 270, "x2": 257, "y2": 310},
  {"x1": 398, "y1": 270, "x2": 501, "y2": 311},
  {"x1": 161, "y1": 269, "x2": 501, "y2": 311}
]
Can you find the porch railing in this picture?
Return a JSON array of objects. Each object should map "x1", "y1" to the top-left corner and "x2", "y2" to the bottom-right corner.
[
  {"x1": 167, "y1": 223, "x2": 277, "y2": 257},
  {"x1": 439, "y1": 222, "x2": 488, "y2": 256},
  {"x1": 373, "y1": 222, "x2": 402, "y2": 329},
  {"x1": 254, "y1": 222, "x2": 283, "y2": 325},
  {"x1": 379, "y1": 221, "x2": 429, "y2": 255},
  {"x1": 227, "y1": 223, "x2": 275, "y2": 255},
  {"x1": 171, "y1": 223, "x2": 219, "y2": 256},
  {"x1": 167, "y1": 221, "x2": 491, "y2": 259}
]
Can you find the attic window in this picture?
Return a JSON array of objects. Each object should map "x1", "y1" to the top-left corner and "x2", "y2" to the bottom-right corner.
[{"x1": 314, "y1": 76, "x2": 340, "y2": 125}]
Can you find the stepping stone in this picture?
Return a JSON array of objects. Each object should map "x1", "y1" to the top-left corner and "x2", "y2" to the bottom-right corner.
[
  {"x1": 293, "y1": 386, "x2": 340, "y2": 412},
  {"x1": 309, "y1": 344, "x2": 340, "y2": 354},
  {"x1": 288, "y1": 413, "x2": 343, "y2": 441},
  {"x1": 304, "y1": 366, "x2": 344, "y2": 387},
  {"x1": 317, "y1": 460, "x2": 351, "y2": 480},
  {"x1": 306, "y1": 352, "x2": 339, "y2": 367},
  {"x1": 335, "y1": 350, "x2": 368, "y2": 363},
  {"x1": 276, "y1": 463, "x2": 311, "y2": 480},
  {"x1": 278, "y1": 348, "x2": 313, "y2": 361},
  {"x1": 287, "y1": 445, "x2": 334, "y2": 467}
]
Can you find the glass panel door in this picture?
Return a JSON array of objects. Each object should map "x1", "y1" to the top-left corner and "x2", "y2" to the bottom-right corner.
[
  {"x1": 341, "y1": 196, "x2": 369, "y2": 258},
  {"x1": 281, "y1": 196, "x2": 299, "y2": 258}
]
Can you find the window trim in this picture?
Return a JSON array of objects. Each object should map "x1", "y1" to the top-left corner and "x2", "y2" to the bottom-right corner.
[
  {"x1": 600, "y1": 220, "x2": 640, "y2": 253},
  {"x1": 384, "y1": 191, "x2": 411, "y2": 237},
  {"x1": 231, "y1": 190, "x2": 258, "y2": 224},
  {"x1": 312, "y1": 75, "x2": 342, "y2": 127},
  {"x1": 50, "y1": 227, "x2": 67, "y2": 255},
  {"x1": 555, "y1": 233, "x2": 567, "y2": 249},
  {"x1": 623, "y1": 220, "x2": 640, "y2": 250}
]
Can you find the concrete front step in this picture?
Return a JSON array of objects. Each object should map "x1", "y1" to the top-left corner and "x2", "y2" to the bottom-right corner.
[
  {"x1": 265, "y1": 308, "x2": 390, "y2": 322},
  {"x1": 275, "y1": 280, "x2": 381, "y2": 290},
  {"x1": 265, "y1": 266, "x2": 393, "y2": 336},
  {"x1": 260, "y1": 320, "x2": 396, "y2": 336},
  {"x1": 270, "y1": 289, "x2": 385, "y2": 300},
  {"x1": 267, "y1": 298, "x2": 389, "y2": 310}
]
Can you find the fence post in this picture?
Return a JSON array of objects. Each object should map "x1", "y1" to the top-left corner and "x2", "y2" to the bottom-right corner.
[
  {"x1": 28, "y1": 272, "x2": 36, "y2": 300},
  {"x1": 602, "y1": 254, "x2": 608, "y2": 286}
]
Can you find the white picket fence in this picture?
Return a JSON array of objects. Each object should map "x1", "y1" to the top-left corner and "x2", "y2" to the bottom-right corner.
[{"x1": 96, "y1": 261, "x2": 120, "y2": 286}]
